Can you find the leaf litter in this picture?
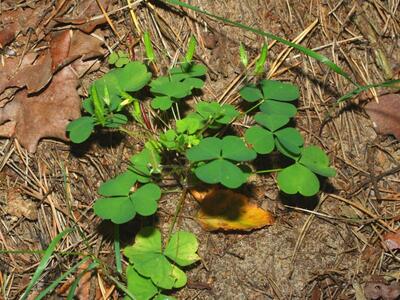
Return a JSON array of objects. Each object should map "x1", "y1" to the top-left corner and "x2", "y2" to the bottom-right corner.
[
  {"x1": 0, "y1": 5, "x2": 106, "y2": 152},
  {"x1": 365, "y1": 93, "x2": 400, "y2": 140},
  {"x1": 190, "y1": 185, "x2": 275, "y2": 231}
]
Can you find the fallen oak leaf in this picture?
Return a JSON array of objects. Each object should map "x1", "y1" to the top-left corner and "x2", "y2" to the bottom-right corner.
[
  {"x1": 190, "y1": 186, "x2": 274, "y2": 231},
  {"x1": 0, "y1": 66, "x2": 81, "y2": 152},
  {"x1": 50, "y1": 30, "x2": 105, "y2": 71},
  {"x1": 0, "y1": 51, "x2": 52, "y2": 94},
  {"x1": 0, "y1": 30, "x2": 104, "y2": 94},
  {"x1": 0, "y1": 7, "x2": 43, "y2": 48},
  {"x1": 365, "y1": 93, "x2": 400, "y2": 140}
]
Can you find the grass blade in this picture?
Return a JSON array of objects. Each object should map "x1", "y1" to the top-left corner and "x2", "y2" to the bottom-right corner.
[
  {"x1": 337, "y1": 79, "x2": 400, "y2": 102},
  {"x1": 162, "y1": 0, "x2": 356, "y2": 85},
  {"x1": 20, "y1": 228, "x2": 74, "y2": 300},
  {"x1": 35, "y1": 256, "x2": 91, "y2": 300},
  {"x1": 66, "y1": 261, "x2": 99, "y2": 300},
  {"x1": 107, "y1": 274, "x2": 137, "y2": 300}
]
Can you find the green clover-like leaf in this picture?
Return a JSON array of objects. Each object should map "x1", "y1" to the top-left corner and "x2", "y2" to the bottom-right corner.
[
  {"x1": 124, "y1": 227, "x2": 194, "y2": 290},
  {"x1": 216, "y1": 104, "x2": 240, "y2": 124},
  {"x1": 195, "y1": 101, "x2": 222, "y2": 120},
  {"x1": 240, "y1": 85, "x2": 263, "y2": 102},
  {"x1": 194, "y1": 159, "x2": 248, "y2": 189},
  {"x1": 131, "y1": 183, "x2": 161, "y2": 216},
  {"x1": 105, "y1": 113, "x2": 128, "y2": 128},
  {"x1": 153, "y1": 295, "x2": 177, "y2": 300},
  {"x1": 221, "y1": 136, "x2": 256, "y2": 161},
  {"x1": 274, "y1": 127, "x2": 304, "y2": 155},
  {"x1": 170, "y1": 64, "x2": 207, "y2": 77},
  {"x1": 94, "y1": 196, "x2": 136, "y2": 224},
  {"x1": 182, "y1": 77, "x2": 204, "y2": 89},
  {"x1": 186, "y1": 137, "x2": 222, "y2": 162},
  {"x1": 94, "y1": 62, "x2": 151, "y2": 110},
  {"x1": 164, "y1": 231, "x2": 200, "y2": 266},
  {"x1": 150, "y1": 79, "x2": 190, "y2": 99},
  {"x1": 125, "y1": 266, "x2": 158, "y2": 300},
  {"x1": 130, "y1": 148, "x2": 161, "y2": 181},
  {"x1": 108, "y1": 52, "x2": 119, "y2": 64},
  {"x1": 245, "y1": 125, "x2": 275, "y2": 154},
  {"x1": 299, "y1": 146, "x2": 336, "y2": 177},
  {"x1": 254, "y1": 112, "x2": 289, "y2": 132},
  {"x1": 260, "y1": 79, "x2": 299, "y2": 101},
  {"x1": 260, "y1": 100, "x2": 297, "y2": 118},
  {"x1": 115, "y1": 57, "x2": 130, "y2": 68},
  {"x1": 160, "y1": 129, "x2": 177, "y2": 149},
  {"x1": 124, "y1": 228, "x2": 175, "y2": 289},
  {"x1": 98, "y1": 171, "x2": 138, "y2": 197},
  {"x1": 176, "y1": 117, "x2": 202, "y2": 134},
  {"x1": 151, "y1": 96, "x2": 173, "y2": 111},
  {"x1": 66, "y1": 117, "x2": 94, "y2": 143},
  {"x1": 277, "y1": 163, "x2": 320, "y2": 196}
]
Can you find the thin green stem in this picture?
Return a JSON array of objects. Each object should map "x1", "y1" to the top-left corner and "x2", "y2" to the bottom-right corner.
[
  {"x1": 114, "y1": 224, "x2": 123, "y2": 274},
  {"x1": 166, "y1": 188, "x2": 187, "y2": 243},
  {"x1": 242, "y1": 100, "x2": 265, "y2": 116},
  {"x1": 255, "y1": 168, "x2": 283, "y2": 174}
]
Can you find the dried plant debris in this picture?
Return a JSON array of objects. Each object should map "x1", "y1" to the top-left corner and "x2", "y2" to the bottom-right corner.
[
  {"x1": 0, "y1": 27, "x2": 104, "y2": 151},
  {"x1": 382, "y1": 231, "x2": 400, "y2": 251},
  {"x1": 5, "y1": 188, "x2": 37, "y2": 220},
  {"x1": 0, "y1": 50, "x2": 53, "y2": 94},
  {"x1": 365, "y1": 94, "x2": 400, "y2": 140},
  {"x1": 0, "y1": 7, "x2": 44, "y2": 48},
  {"x1": 364, "y1": 279, "x2": 400, "y2": 300},
  {"x1": 50, "y1": 30, "x2": 105, "y2": 71},
  {"x1": 0, "y1": 66, "x2": 82, "y2": 152},
  {"x1": 53, "y1": 0, "x2": 111, "y2": 33}
]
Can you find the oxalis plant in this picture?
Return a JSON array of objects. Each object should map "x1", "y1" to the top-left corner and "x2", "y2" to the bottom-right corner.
[{"x1": 66, "y1": 35, "x2": 335, "y2": 299}]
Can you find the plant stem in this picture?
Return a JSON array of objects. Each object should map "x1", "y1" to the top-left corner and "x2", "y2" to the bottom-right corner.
[
  {"x1": 255, "y1": 168, "x2": 283, "y2": 174},
  {"x1": 114, "y1": 224, "x2": 122, "y2": 274},
  {"x1": 166, "y1": 188, "x2": 187, "y2": 243}
]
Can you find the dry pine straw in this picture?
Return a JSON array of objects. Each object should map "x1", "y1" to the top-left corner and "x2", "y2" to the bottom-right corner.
[{"x1": 0, "y1": 0, "x2": 400, "y2": 299}]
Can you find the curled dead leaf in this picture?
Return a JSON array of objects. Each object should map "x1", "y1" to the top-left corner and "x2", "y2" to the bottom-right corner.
[
  {"x1": 190, "y1": 186, "x2": 274, "y2": 231},
  {"x1": 365, "y1": 94, "x2": 400, "y2": 140}
]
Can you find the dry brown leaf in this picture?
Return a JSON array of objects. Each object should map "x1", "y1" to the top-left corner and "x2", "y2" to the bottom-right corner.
[
  {"x1": 365, "y1": 94, "x2": 400, "y2": 140},
  {"x1": 0, "y1": 52, "x2": 51, "y2": 95},
  {"x1": 190, "y1": 186, "x2": 275, "y2": 231},
  {"x1": 0, "y1": 29, "x2": 103, "y2": 95},
  {"x1": 56, "y1": 260, "x2": 107, "y2": 300},
  {"x1": 364, "y1": 280, "x2": 400, "y2": 300},
  {"x1": 0, "y1": 8, "x2": 42, "y2": 48},
  {"x1": 382, "y1": 231, "x2": 400, "y2": 251},
  {"x1": 0, "y1": 66, "x2": 81, "y2": 152},
  {"x1": 54, "y1": 0, "x2": 111, "y2": 33},
  {"x1": 50, "y1": 30, "x2": 104, "y2": 71},
  {"x1": 6, "y1": 51, "x2": 53, "y2": 94},
  {"x1": 5, "y1": 188, "x2": 37, "y2": 220}
]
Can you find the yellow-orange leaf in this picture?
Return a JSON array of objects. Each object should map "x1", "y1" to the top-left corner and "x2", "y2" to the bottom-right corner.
[{"x1": 190, "y1": 186, "x2": 274, "y2": 231}]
